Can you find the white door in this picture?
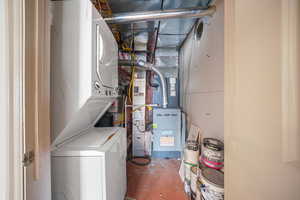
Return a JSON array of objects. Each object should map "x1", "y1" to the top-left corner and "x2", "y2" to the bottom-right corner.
[
  {"x1": 225, "y1": 0, "x2": 300, "y2": 199},
  {"x1": 24, "y1": 0, "x2": 51, "y2": 200}
]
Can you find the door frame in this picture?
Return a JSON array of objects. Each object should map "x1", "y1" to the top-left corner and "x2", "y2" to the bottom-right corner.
[
  {"x1": 7, "y1": 0, "x2": 298, "y2": 199},
  {"x1": 1, "y1": 0, "x2": 25, "y2": 199},
  {"x1": 23, "y1": 0, "x2": 51, "y2": 200},
  {"x1": 2, "y1": 0, "x2": 51, "y2": 199}
]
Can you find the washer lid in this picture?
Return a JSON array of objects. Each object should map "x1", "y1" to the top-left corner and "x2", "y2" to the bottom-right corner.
[
  {"x1": 51, "y1": 97, "x2": 115, "y2": 149},
  {"x1": 51, "y1": 127, "x2": 124, "y2": 157},
  {"x1": 62, "y1": 127, "x2": 120, "y2": 149}
]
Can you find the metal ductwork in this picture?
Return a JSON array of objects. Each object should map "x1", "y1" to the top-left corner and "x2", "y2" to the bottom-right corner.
[
  {"x1": 104, "y1": 6, "x2": 216, "y2": 24},
  {"x1": 119, "y1": 60, "x2": 168, "y2": 108}
]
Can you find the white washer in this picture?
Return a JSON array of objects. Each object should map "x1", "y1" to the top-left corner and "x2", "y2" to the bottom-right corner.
[
  {"x1": 51, "y1": 127, "x2": 127, "y2": 200},
  {"x1": 50, "y1": 97, "x2": 127, "y2": 200}
]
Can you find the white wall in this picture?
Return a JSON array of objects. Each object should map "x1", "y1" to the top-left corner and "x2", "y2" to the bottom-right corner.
[{"x1": 180, "y1": 0, "x2": 224, "y2": 140}]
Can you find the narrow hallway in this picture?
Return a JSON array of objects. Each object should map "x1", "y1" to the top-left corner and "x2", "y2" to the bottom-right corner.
[{"x1": 126, "y1": 159, "x2": 188, "y2": 200}]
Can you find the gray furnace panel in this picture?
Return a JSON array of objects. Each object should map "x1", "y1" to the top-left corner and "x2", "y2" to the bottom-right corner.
[{"x1": 152, "y1": 108, "x2": 182, "y2": 158}]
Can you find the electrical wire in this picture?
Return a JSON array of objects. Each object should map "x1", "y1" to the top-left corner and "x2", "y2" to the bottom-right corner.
[
  {"x1": 122, "y1": 25, "x2": 152, "y2": 166},
  {"x1": 121, "y1": 39, "x2": 137, "y2": 104},
  {"x1": 127, "y1": 65, "x2": 135, "y2": 103}
]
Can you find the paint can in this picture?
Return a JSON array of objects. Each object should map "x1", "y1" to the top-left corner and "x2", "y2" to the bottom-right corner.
[
  {"x1": 184, "y1": 163, "x2": 192, "y2": 183},
  {"x1": 186, "y1": 140, "x2": 199, "y2": 151},
  {"x1": 196, "y1": 179, "x2": 202, "y2": 200},
  {"x1": 185, "y1": 147, "x2": 199, "y2": 166},
  {"x1": 198, "y1": 162, "x2": 205, "y2": 170},
  {"x1": 200, "y1": 168, "x2": 224, "y2": 200},
  {"x1": 220, "y1": 167, "x2": 224, "y2": 173},
  {"x1": 191, "y1": 191, "x2": 197, "y2": 200},
  {"x1": 200, "y1": 138, "x2": 224, "y2": 170},
  {"x1": 184, "y1": 146, "x2": 199, "y2": 182},
  {"x1": 184, "y1": 180, "x2": 191, "y2": 195},
  {"x1": 190, "y1": 166, "x2": 198, "y2": 194}
]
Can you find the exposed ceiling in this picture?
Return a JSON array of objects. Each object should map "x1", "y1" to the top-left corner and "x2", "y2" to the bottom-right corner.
[{"x1": 105, "y1": 0, "x2": 212, "y2": 67}]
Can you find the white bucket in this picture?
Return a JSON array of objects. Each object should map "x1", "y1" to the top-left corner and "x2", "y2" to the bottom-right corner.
[
  {"x1": 184, "y1": 163, "x2": 192, "y2": 182},
  {"x1": 184, "y1": 180, "x2": 191, "y2": 194},
  {"x1": 184, "y1": 147, "x2": 199, "y2": 165},
  {"x1": 190, "y1": 166, "x2": 198, "y2": 193},
  {"x1": 200, "y1": 168, "x2": 224, "y2": 200},
  {"x1": 196, "y1": 179, "x2": 202, "y2": 200},
  {"x1": 184, "y1": 146, "x2": 199, "y2": 183}
]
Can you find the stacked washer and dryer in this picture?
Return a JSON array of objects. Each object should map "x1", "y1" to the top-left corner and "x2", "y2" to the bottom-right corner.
[{"x1": 50, "y1": 1, "x2": 126, "y2": 200}]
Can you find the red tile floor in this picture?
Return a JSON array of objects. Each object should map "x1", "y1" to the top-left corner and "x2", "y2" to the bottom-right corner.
[{"x1": 126, "y1": 158, "x2": 189, "y2": 200}]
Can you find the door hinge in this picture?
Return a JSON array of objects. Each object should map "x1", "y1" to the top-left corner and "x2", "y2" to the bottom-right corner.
[{"x1": 23, "y1": 150, "x2": 34, "y2": 167}]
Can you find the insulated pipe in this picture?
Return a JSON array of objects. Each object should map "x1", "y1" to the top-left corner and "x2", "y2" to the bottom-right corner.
[
  {"x1": 119, "y1": 60, "x2": 168, "y2": 108},
  {"x1": 104, "y1": 6, "x2": 216, "y2": 24}
]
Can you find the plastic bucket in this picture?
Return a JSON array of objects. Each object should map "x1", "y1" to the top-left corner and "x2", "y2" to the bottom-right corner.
[{"x1": 190, "y1": 166, "x2": 198, "y2": 194}]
